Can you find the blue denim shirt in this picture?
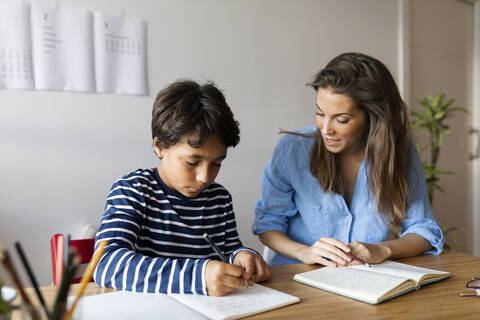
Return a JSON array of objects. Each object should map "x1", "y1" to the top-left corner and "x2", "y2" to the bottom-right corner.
[{"x1": 252, "y1": 125, "x2": 444, "y2": 266}]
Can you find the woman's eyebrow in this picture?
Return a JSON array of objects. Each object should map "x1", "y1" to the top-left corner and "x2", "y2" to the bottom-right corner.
[{"x1": 316, "y1": 104, "x2": 351, "y2": 116}]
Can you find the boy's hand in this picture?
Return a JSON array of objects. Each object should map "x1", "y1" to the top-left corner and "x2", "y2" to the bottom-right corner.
[
  {"x1": 233, "y1": 251, "x2": 272, "y2": 285},
  {"x1": 205, "y1": 260, "x2": 249, "y2": 296}
]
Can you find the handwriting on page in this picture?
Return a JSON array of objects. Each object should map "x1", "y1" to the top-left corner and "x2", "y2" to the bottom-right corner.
[
  {"x1": 353, "y1": 261, "x2": 446, "y2": 283},
  {"x1": 170, "y1": 283, "x2": 299, "y2": 319},
  {"x1": 305, "y1": 267, "x2": 410, "y2": 299},
  {"x1": 201, "y1": 285, "x2": 278, "y2": 311}
]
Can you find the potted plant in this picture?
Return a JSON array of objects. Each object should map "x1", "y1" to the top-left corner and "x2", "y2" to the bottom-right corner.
[{"x1": 409, "y1": 93, "x2": 468, "y2": 250}]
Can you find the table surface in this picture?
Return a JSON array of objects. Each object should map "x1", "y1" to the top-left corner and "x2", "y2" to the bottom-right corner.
[{"x1": 12, "y1": 251, "x2": 480, "y2": 320}]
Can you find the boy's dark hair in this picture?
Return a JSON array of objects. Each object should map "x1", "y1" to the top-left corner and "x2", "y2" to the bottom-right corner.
[{"x1": 151, "y1": 80, "x2": 240, "y2": 149}]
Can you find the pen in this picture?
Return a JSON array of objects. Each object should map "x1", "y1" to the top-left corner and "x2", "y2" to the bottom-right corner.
[
  {"x1": 202, "y1": 233, "x2": 228, "y2": 263},
  {"x1": 202, "y1": 234, "x2": 250, "y2": 288},
  {"x1": 51, "y1": 250, "x2": 77, "y2": 320},
  {"x1": 64, "y1": 234, "x2": 70, "y2": 267},
  {"x1": 14, "y1": 242, "x2": 50, "y2": 318},
  {"x1": 346, "y1": 252, "x2": 370, "y2": 267}
]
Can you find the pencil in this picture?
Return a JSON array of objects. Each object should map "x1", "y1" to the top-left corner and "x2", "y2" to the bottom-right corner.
[
  {"x1": 63, "y1": 240, "x2": 108, "y2": 320},
  {"x1": 346, "y1": 252, "x2": 370, "y2": 267},
  {"x1": 202, "y1": 233, "x2": 228, "y2": 263},
  {"x1": 0, "y1": 246, "x2": 40, "y2": 320},
  {"x1": 64, "y1": 234, "x2": 70, "y2": 268},
  {"x1": 14, "y1": 242, "x2": 50, "y2": 318},
  {"x1": 51, "y1": 250, "x2": 77, "y2": 320}
]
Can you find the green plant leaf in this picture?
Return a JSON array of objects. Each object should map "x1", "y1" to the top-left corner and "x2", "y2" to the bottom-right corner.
[
  {"x1": 432, "y1": 93, "x2": 443, "y2": 109},
  {"x1": 411, "y1": 92, "x2": 467, "y2": 205},
  {"x1": 438, "y1": 132, "x2": 444, "y2": 147},
  {"x1": 448, "y1": 106, "x2": 469, "y2": 114},
  {"x1": 434, "y1": 110, "x2": 446, "y2": 120},
  {"x1": 442, "y1": 98, "x2": 455, "y2": 110}
]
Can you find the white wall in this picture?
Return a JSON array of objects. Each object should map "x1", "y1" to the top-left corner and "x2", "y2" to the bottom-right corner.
[
  {"x1": 409, "y1": 0, "x2": 473, "y2": 253},
  {"x1": 473, "y1": 1, "x2": 480, "y2": 256},
  {"x1": 0, "y1": 0, "x2": 399, "y2": 285}
]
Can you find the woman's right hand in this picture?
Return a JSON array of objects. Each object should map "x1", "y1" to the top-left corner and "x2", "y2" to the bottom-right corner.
[
  {"x1": 205, "y1": 260, "x2": 250, "y2": 296},
  {"x1": 296, "y1": 237, "x2": 353, "y2": 267}
]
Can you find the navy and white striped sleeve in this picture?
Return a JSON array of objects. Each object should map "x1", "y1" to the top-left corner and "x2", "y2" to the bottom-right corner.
[{"x1": 93, "y1": 177, "x2": 210, "y2": 294}]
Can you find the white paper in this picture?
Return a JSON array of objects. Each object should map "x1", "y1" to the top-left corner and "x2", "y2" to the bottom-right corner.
[
  {"x1": 0, "y1": 0, "x2": 34, "y2": 89},
  {"x1": 30, "y1": 2, "x2": 95, "y2": 92},
  {"x1": 352, "y1": 260, "x2": 449, "y2": 283},
  {"x1": 170, "y1": 284, "x2": 300, "y2": 320},
  {"x1": 69, "y1": 284, "x2": 298, "y2": 320},
  {"x1": 93, "y1": 12, "x2": 147, "y2": 95},
  {"x1": 295, "y1": 266, "x2": 409, "y2": 303},
  {"x1": 69, "y1": 291, "x2": 208, "y2": 320}
]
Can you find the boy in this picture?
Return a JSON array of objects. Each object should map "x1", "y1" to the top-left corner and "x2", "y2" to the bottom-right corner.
[{"x1": 93, "y1": 80, "x2": 271, "y2": 296}]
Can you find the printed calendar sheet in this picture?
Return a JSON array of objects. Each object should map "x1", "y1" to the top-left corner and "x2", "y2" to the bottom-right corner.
[
  {"x1": 31, "y1": 2, "x2": 95, "y2": 92},
  {"x1": 94, "y1": 12, "x2": 147, "y2": 95},
  {"x1": 0, "y1": 0, "x2": 34, "y2": 89}
]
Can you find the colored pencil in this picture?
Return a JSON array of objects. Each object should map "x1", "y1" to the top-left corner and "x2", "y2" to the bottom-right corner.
[{"x1": 63, "y1": 240, "x2": 107, "y2": 320}]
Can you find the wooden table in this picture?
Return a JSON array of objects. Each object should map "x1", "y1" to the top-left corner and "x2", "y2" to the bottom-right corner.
[{"x1": 12, "y1": 251, "x2": 480, "y2": 319}]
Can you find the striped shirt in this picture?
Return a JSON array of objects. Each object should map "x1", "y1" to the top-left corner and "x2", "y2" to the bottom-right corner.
[{"x1": 93, "y1": 168, "x2": 255, "y2": 295}]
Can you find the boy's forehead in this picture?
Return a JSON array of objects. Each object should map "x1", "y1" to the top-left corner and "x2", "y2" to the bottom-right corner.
[{"x1": 177, "y1": 136, "x2": 227, "y2": 160}]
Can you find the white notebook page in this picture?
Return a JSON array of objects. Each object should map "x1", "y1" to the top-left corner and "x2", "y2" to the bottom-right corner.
[{"x1": 170, "y1": 283, "x2": 300, "y2": 320}]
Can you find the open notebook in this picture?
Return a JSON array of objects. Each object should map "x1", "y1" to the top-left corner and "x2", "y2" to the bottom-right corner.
[
  {"x1": 69, "y1": 284, "x2": 299, "y2": 320},
  {"x1": 293, "y1": 261, "x2": 450, "y2": 304}
]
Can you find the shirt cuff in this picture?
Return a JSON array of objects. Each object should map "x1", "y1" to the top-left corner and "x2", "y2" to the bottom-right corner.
[
  {"x1": 199, "y1": 259, "x2": 210, "y2": 295},
  {"x1": 228, "y1": 247, "x2": 262, "y2": 263}
]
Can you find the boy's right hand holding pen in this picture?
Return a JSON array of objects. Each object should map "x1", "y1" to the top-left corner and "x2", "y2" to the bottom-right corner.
[
  {"x1": 203, "y1": 233, "x2": 272, "y2": 296},
  {"x1": 205, "y1": 260, "x2": 252, "y2": 296}
]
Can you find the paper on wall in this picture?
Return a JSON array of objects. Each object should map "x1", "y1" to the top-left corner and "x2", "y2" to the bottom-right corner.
[
  {"x1": 93, "y1": 12, "x2": 147, "y2": 95},
  {"x1": 30, "y1": 2, "x2": 95, "y2": 92},
  {"x1": 0, "y1": 0, "x2": 34, "y2": 89}
]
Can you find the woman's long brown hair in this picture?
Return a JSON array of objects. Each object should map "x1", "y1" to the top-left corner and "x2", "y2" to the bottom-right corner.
[{"x1": 302, "y1": 52, "x2": 413, "y2": 227}]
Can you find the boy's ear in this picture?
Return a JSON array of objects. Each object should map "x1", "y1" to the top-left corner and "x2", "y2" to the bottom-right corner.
[{"x1": 152, "y1": 137, "x2": 163, "y2": 159}]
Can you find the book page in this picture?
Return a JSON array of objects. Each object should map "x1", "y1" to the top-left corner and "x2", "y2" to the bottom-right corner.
[
  {"x1": 170, "y1": 284, "x2": 300, "y2": 320},
  {"x1": 30, "y1": 2, "x2": 95, "y2": 92},
  {"x1": 69, "y1": 291, "x2": 208, "y2": 320},
  {"x1": 0, "y1": 0, "x2": 34, "y2": 89},
  {"x1": 294, "y1": 266, "x2": 412, "y2": 304},
  {"x1": 93, "y1": 12, "x2": 147, "y2": 95},
  {"x1": 352, "y1": 261, "x2": 449, "y2": 284}
]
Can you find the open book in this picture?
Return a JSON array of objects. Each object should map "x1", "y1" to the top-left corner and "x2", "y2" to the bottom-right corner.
[
  {"x1": 293, "y1": 261, "x2": 450, "y2": 304},
  {"x1": 70, "y1": 284, "x2": 299, "y2": 320}
]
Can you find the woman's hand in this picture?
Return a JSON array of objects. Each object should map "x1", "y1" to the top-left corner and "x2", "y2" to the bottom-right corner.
[
  {"x1": 348, "y1": 234, "x2": 431, "y2": 264},
  {"x1": 233, "y1": 251, "x2": 272, "y2": 285},
  {"x1": 296, "y1": 237, "x2": 354, "y2": 267},
  {"x1": 348, "y1": 241, "x2": 391, "y2": 265},
  {"x1": 205, "y1": 260, "x2": 250, "y2": 296}
]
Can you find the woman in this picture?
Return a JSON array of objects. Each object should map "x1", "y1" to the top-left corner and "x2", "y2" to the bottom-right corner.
[{"x1": 252, "y1": 52, "x2": 443, "y2": 266}]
